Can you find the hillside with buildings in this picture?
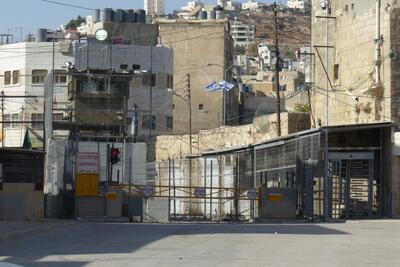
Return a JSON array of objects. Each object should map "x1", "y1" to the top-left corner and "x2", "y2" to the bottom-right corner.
[{"x1": 239, "y1": 10, "x2": 311, "y2": 49}]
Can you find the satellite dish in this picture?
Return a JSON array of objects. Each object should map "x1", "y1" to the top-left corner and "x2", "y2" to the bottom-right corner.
[
  {"x1": 94, "y1": 29, "x2": 108, "y2": 41},
  {"x1": 320, "y1": 0, "x2": 330, "y2": 9}
]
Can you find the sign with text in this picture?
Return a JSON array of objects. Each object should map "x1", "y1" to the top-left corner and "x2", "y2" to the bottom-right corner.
[{"x1": 76, "y1": 152, "x2": 100, "y2": 173}]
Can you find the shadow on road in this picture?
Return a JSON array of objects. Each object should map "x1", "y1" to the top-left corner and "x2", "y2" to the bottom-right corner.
[{"x1": 0, "y1": 223, "x2": 348, "y2": 267}]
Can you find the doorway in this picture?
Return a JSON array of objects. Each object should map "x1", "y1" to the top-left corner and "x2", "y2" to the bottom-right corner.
[{"x1": 328, "y1": 152, "x2": 374, "y2": 219}]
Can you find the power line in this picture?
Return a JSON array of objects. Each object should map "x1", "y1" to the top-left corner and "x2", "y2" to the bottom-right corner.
[{"x1": 40, "y1": 0, "x2": 96, "y2": 11}]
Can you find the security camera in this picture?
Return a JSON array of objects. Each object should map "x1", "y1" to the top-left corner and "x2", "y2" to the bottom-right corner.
[{"x1": 65, "y1": 61, "x2": 75, "y2": 71}]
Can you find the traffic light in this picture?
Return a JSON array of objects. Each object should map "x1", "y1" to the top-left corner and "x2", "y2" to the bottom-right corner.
[{"x1": 110, "y1": 148, "x2": 120, "y2": 165}]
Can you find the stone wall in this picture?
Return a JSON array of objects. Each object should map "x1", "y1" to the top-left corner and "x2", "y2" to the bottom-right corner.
[
  {"x1": 311, "y1": 0, "x2": 396, "y2": 126},
  {"x1": 155, "y1": 112, "x2": 311, "y2": 161},
  {"x1": 312, "y1": 0, "x2": 400, "y2": 217}
]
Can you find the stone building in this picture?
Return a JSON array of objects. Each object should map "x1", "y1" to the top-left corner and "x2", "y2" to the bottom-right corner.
[
  {"x1": 156, "y1": 19, "x2": 238, "y2": 134},
  {"x1": 312, "y1": 0, "x2": 400, "y2": 217},
  {"x1": 311, "y1": 0, "x2": 398, "y2": 126}
]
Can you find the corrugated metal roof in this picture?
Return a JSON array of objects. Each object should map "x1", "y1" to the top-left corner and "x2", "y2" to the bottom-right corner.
[{"x1": 195, "y1": 122, "x2": 393, "y2": 157}]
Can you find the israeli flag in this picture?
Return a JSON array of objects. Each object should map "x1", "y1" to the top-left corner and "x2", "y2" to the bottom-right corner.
[
  {"x1": 219, "y1": 81, "x2": 235, "y2": 91},
  {"x1": 206, "y1": 80, "x2": 236, "y2": 92},
  {"x1": 206, "y1": 81, "x2": 221, "y2": 92}
]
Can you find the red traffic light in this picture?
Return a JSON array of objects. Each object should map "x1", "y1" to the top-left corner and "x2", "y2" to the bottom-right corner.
[
  {"x1": 111, "y1": 148, "x2": 120, "y2": 156},
  {"x1": 110, "y1": 148, "x2": 121, "y2": 164}
]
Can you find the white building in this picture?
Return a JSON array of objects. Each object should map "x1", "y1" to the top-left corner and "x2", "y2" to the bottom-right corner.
[
  {"x1": 258, "y1": 42, "x2": 277, "y2": 70},
  {"x1": 177, "y1": 1, "x2": 204, "y2": 19},
  {"x1": 224, "y1": 1, "x2": 241, "y2": 11},
  {"x1": 241, "y1": 0, "x2": 267, "y2": 11},
  {"x1": 0, "y1": 38, "x2": 174, "y2": 148},
  {"x1": 144, "y1": 0, "x2": 165, "y2": 16},
  {"x1": 0, "y1": 41, "x2": 74, "y2": 147},
  {"x1": 287, "y1": 0, "x2": 311, "y2": 11},
  {"x1": 230, "y1": 18, "x2": 255, "y2": 48}
]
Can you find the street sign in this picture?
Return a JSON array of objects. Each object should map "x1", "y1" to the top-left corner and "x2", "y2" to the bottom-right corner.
[
  {"x1": 142, "y1": 185, "x2": 154, "y2": 198},
  {"x1": 247, "y1": 189, "x2": 258, "y2": 200},
  {"x1": 194, "y1": 187, "x2": 206, "y2": 198},
  {"x1": 76, "y1": 152, "x2": 99, "y2": 173}
]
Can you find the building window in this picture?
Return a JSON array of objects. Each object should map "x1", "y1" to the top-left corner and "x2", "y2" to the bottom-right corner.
[
  {"x1": 142, "y1": 115, "x2": 156, "y2": 130},
  {"x1": 31, "y1": 113, "x2": 43, "y2": 129},
  {"x1": 53, "y1": 113, "x2": 63, "y2": 121},
  {"x1": 54, "y1": 70, "x2": 67, "y2": 84},
  {"x1": 198, "y1": 104, "x2": 204, "y2": 110},
  {"x1": 12, "y1": 70, "x2": 20, "y2": 85},
  {"x1": 11, "y1": 113, "x2": 20, "y2": 128},
  {"x1": 3, "y1": 114, "x2": 10, "y2": 128},
  {"x1": 4, "y1": 71, "x2": 11, "y2": 86},
  {"x1": 167, "y1": 74, "x2": 173, "y2": 89},
  {"x1": 32, "y1": 70, "x2": 48, "y2": 84},
  {"x1": 166, "y1": 116, "x2": 173, "y2": 129},
  {"x1": 142, "y1": 73, "x2": 156, "y2": 87},
  {"x1": 334, "y1": 64, "x2": 339, "y2": 80}
]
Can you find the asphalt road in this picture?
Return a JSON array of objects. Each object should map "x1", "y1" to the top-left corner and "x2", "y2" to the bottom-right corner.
[{"x1": 1, "y1": 220, "x2": 400, "y2": 267}]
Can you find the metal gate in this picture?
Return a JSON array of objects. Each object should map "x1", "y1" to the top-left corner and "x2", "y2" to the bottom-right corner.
[{"x1": 328, "y1": 152, "x2": 374, "y2": 219}]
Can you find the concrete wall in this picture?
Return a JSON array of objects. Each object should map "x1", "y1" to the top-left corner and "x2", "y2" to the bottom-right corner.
[
  {"x1": 157, "y1": 19, "x2": 237, "y2": 134},
  {"x1": 0, "y1": 183, "x2": 43, "y2": 221},
  {"x1": 155, "y1": 112, "x2": 311, "y2": 161}
]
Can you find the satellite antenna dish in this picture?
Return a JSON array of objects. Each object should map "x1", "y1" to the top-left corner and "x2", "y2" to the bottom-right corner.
[
  {"x1": 320, "y1": 0, "x2": 330, "y2": 10},
  {"x1": 94, "y1": 29, "x2": 108, "y2": 41}
]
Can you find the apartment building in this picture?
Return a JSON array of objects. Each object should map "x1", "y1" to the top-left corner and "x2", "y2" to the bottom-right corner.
[{"x1": 230, "y1": 18, "x2": 255, "y2": 48}]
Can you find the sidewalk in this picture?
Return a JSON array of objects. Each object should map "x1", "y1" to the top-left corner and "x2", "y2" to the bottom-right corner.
[{"x1": 0, "y1": 220, "x2": 73, "y2": 243}]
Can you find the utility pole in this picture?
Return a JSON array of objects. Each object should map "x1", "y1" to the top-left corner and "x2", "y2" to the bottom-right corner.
[
  {"x1": 375, "y1": 0, "x2": 382, "y2": 87},
  {"x1": 1, "y1": 91, "x2": 4, "y2": 147},
  {"x1": 273, "y1": 2, "x2": 282, "y2": 136},
  {"x1": 187, "y1": 73, "x2": 192, "y2": 217},
  {"x1": 188, "y1": 73, "x2": 192, "y2": 155},
  {"x1": 149, "y1": 46, "x2": 153, "y2": 149}
]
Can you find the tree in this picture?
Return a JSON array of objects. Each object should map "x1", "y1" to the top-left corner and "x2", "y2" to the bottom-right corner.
[
  {"x1": 234, "y1": 46, "x2": 246, "y2": 55},
  {"x1": 294, "y1": 103, "x2": 310, "y2": 112},
  {"x1": 65, "y1": 16, "x2": 86, "y2": 30},
  {"x1": 247, "y1": 41, "x2": 260, "y2": 57}
]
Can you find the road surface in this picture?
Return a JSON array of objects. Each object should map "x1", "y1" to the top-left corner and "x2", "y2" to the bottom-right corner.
[{"x1": 1, "y1": 220, "x2": 400, "y2": 266}]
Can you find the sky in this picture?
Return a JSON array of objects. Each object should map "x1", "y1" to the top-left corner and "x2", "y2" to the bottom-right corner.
[{"x1": 0, "y1": 0, "x2": 280, "y2": 41}]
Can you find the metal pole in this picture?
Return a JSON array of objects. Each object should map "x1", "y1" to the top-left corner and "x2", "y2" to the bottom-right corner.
[
  {"x1": 210, "y1": 160, "x2": 213, "y2": 220},
  {"x1": 128, "y1": 157, "x2": 132, "y2": 222},
  {"x1": 1, "y1": 91, "x2": 4, "y2": 147},
  {"x1": 168, "y1": 158, "x2": 171, "y2": 221},
  {"x1": 223, "y1": 69, "x2": 227, "y2": 126},
  {"x1": 326, "y1": 6, "x2": 329, "y2": 126},
  {"x1": 273, "y1": 2, "x2": 281, "y2": 136},
  {"x1": 375, "y1": 0, "x2": 382, "y2": 87},
  {"x1": 149, "y1": 46, "x2": 153, "y2": 149},
  {"x1": 204, "y1": 157, "x2": 207, "y2": 219},
  {"x1": 188, "y1": 73, "x2": 192, "y2": 217},
  {"x1": 188, "y1": 73, "x2": 192, "y2": 155},
  {"x1": 173, "y1": 160, "x2": 176, "y2": 218}
]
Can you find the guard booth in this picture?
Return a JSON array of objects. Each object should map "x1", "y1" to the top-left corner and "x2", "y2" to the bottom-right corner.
[{"x1": 253, "y1": 123, "x2": 392, "y2": 220}]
